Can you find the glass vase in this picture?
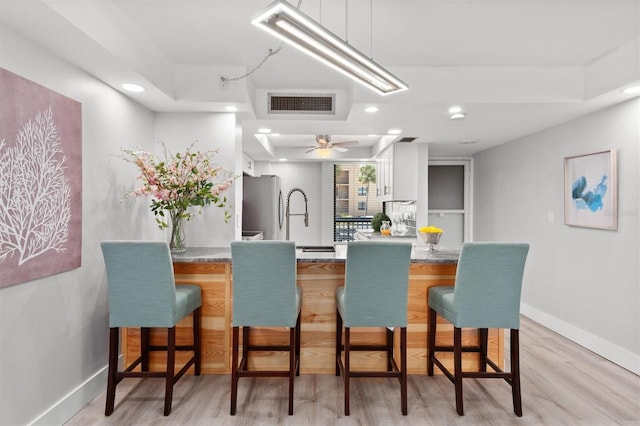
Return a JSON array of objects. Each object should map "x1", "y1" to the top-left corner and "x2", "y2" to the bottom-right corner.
[{"x1": 168, "y1": 209, "x2": 186, "y2": 253}]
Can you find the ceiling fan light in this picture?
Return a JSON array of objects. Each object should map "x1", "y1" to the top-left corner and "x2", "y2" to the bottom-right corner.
[
  {"x1": 252, "y1": 0, "x2": 408, "y2": 95},
  {"x1": 317, "y1": 147, "x2": 331, "y2": 158}
]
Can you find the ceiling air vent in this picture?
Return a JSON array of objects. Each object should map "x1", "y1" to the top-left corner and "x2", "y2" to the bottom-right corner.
[
  {"x1": 268, "y1": 93, "x2": 335, "y2": 114},
  {"x1": 397, "y1": 137, "x2": 417, "y2": 143}
]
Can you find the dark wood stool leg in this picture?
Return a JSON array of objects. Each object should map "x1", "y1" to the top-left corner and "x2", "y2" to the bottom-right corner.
[
  {"x1": 454, "y1": 327, "x2": 464, "y2": 416},
  {"x1": 427, "y1": 307, "x2": 437, "y2": 376},
  {"x1": 511, "y1": 329, "x2": 523, "y2": 417},
  {"x1": 141, "y1": 327, "x2": 150, "y2": 371},
  {"x1": 242, "y1": 326, "x2": 250, "y2": 371},
  {"x1": 479, "y1": 328, "x2": 488, "y2": 372},
  {"x1": 193, "y1": 308, "x2": 202, "y2": 376},
  {"x1": 336, "y1": 310, "x2": 342, "y2": 376},
  {"x1": 105, "y1": 327, "x2": 119, "y2": 416},
  {"x1": 344, "y1": 327, "x2": 351, "y2": 416},
  {"x1": 288, "y1": 326, "x2": 295, "y2": 415},
  {"x1": 163, "y1": 327, "x2": 176, "y2": 416},
  {"x1": 401, "y1": 327, "x2": 408, "y2": 415},
  {"x1": 386, "y1": 327, "x2": 394, "y2": 371},
  {"x1": 295, "y1": 313, "x2": 301, "y2": 376},
  {"x1": 230, "y1": 326, "x2": 239, "y2": 415}
]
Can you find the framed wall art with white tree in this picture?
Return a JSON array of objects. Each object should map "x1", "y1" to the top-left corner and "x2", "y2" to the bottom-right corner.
[{"x1": 0, "y1": 68, "x2": 82, "y2": 288}]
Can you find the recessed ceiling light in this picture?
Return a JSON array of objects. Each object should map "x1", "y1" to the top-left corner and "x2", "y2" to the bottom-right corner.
[
  {"x1": 450, "y1": 113, "x2": 466, "y2": 120},
  {"x1": 258, "y1": 128, "x2": 271, "y2": 134},
  {"x1": 279, "y1": 158, "x2": 288, "y2": 162},
  {"x1": 225, "y1": 105, "x2": 238, "y2": 112},
  {"x1": 622, "y1": 85, "x2": 640, "y2": 94},
  {"x1": 448, "y1": 105, "x2": 462, "y2": 114},
  {"x1": 365, "y1": 106, "x2": 379, "y2": 113},
  {"x1": 388, "y1": 129, "x2": 402, "y2": 135},
  {"x1": 122, "y1": 83, "x2": 145, "y2": 93}
]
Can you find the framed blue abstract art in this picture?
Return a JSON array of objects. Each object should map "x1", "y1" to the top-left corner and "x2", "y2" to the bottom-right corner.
[{"x1": 564, "y1": 150, "x2": 617, "y2": 230}]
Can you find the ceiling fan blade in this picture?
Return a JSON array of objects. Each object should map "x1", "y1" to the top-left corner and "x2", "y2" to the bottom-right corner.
[
  {"x1": 331, "y1": 140, "x2": 359, "y2": 147},
  {"x1": 305, "y1": 147, "x2": 319, "y2": 153},
  {"x1": 333, "y1": 146, "x2": 349, "y2": 152}
]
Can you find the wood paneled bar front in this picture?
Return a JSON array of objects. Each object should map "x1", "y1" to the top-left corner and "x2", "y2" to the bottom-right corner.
[{"x1": 121, "y1": 247, "x2": 503, "y2": 375}]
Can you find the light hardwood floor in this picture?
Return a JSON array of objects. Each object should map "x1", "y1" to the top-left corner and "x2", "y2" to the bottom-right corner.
[{"x1": 66, "y1": 317, "x2": 640, "y2": 425}]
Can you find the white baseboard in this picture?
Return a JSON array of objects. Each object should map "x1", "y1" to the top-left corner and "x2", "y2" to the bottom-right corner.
[
  {"x1": 27, "y1": 361, "x2": 111, "y2": 426},
  {"x1": 521, "y1": 303, "x2": 640, "y2": 376}
]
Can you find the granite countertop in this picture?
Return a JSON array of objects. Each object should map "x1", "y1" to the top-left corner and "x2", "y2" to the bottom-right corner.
[
  {"x1": 355, "y1": 229, "x2": 417, "y2": 240},
  {"x1": 171, "y1": 244, "x2": 459, "y2": 264}
]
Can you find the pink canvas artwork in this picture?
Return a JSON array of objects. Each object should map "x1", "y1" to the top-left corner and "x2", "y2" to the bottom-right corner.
[{"x1": 0, "y1": 68, "x2": 82, "y2": 288}]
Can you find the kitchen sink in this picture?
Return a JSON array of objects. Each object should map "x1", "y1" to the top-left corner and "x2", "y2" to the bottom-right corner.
[{"x1": 296, "y1": 245, "x2": 335, "y2": 253}]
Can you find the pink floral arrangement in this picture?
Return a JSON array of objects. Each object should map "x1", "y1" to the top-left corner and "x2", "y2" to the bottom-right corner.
[{"x1": 122, "y1": 142, "x2": 235, "y2": 245}]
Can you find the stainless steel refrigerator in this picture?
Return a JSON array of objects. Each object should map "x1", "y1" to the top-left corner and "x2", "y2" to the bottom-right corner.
[{"x1": 242, "y1": 175, "x2": 285, "y2": 240}]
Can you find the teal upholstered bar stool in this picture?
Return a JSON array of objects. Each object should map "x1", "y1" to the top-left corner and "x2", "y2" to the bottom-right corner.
[
  {"x1": 230, "y1": 240, "x2": 302, "y2": 415},
  {"x1": 427, "y1": 242, "x2": 529, "y2": 416},
  {"x1": 101, "y1": 241, "x2": 202, "y2": 416},
  {"x1": 335, "y1": 241, "x2": 412, "y2": 416}
]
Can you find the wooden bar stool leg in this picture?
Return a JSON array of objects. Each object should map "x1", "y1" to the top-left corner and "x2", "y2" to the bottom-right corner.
[
  {"x1": 164, "y1": 327, "x2": 176, "y2": 416},
  {"x1": 141, "y1": 327, "x2": 150, "y2": 372},
  {"x1": 401, "y1": 327, "x2": 408, "y2": 415},
  {"x1": 194, "y1": 308, "x2": 201, "y2": 375},
  {"x1": 344, "y1": 327, "x2": 351, "y2": 416},
  {"x1": 105, "y1": 327, "x2": 119, "y2": 416},
  {"x1": 242, "y1": 326, "x2": 250, "y2": 371},
  {"x1": 288, "y1": 327, "x2": 295, "y2": 415},
  {"x1": 335, "y1": 310, "x2": 342, "y2": 376},
  {"x1": 230, "y1": 326, "x2": 239, "y2": 415},
  {"x1": 454, "y1": 327, "x2": 464, "y2": 416},
  {"x1": 386, "y1": 327, "x2": 394, "y2": 371},
  {"x1": 511, "y1": 329, "x2": 523, "y2": 417},
  {"x1": 295, "y1": 314, "x2": 301, "y2": 376},
  {"x1": 427, "y1": 307, "x2": 437, "y2": 376},
  {"x1": 479, "y1": 328, "x2": 488, "y2": 372}
]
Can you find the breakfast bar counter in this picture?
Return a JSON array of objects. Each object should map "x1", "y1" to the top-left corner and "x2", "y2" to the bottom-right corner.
[{"x1": 122, "y1": 246, "x2": 503, "y2": 375}]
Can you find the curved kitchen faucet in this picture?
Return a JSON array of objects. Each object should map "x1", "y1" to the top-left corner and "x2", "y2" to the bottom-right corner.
[{"x1": 285, "y1": 188, "x2": 308, "y2": 241}]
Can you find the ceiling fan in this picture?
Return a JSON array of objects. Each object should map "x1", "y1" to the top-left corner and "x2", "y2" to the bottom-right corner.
[{"x1": 304, "y1": 135, "x2": 359, "y2": 156}]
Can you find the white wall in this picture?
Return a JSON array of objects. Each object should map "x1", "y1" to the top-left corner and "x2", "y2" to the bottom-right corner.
[
  {"x1": 0, "y1": 26, "x2": 157, "y2": 425},
  {"x1": 473, "y1": 98, "x2": 640, "y2": 374},
  {"x1": 153, "y1": 113, "x2": 238, "y2": 246}
]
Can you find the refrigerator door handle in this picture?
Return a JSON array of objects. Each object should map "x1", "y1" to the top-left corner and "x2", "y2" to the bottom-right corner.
[{"x1": 278, "y1": 190, "x2": 284, "y2": 229}]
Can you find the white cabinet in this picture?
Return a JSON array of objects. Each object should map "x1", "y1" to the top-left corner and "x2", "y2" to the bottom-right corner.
[
  {"x1": 242, "y1": 152, "x2": 255, "y2": 176},
  {"x1": 376, "y1": 146, "x2": 392, "y2": 200},
  {"x1": 376, "y1": 143, "x2": 418, "y2": 201}
]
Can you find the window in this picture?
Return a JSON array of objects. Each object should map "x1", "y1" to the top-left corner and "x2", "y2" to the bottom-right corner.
[{"x1": 333, "y1": 163, "x2": 382, "y2": 242}]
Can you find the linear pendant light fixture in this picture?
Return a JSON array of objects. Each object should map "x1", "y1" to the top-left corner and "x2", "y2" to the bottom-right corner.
[{"x1": 252, "y1": 0, "x2": 408, "y2": 95}]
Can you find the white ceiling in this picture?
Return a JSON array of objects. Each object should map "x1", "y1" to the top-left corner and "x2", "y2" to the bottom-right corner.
[{"x1": 1, "y1": 0, "x2": 638, "y2": 161}]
